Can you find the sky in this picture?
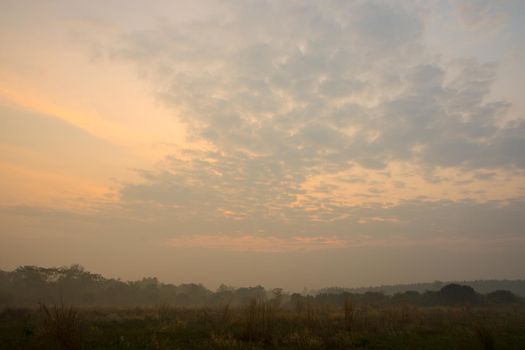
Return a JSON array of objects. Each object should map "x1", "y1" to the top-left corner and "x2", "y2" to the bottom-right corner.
[{"x1": 1, "y1": 0, "x2": 524, "y2": 291}]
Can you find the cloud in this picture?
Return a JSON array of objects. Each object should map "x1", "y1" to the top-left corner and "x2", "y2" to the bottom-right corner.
[
  {"x1": 4, "y1": 0, "x2": 525, "y2": 249},
  {"x1": 167, "y1": 232, "x2": 525, "y2": 253},
  {"x1": 1, "y1": 0, "x2": 525, "y2": 288},
  {"x1": 4, "y1": 199, "x2": 524, "y2": 254},
  {"x1": 453, "y1": 0, "x2": 518, "y2": 29},
  {"x1": 168, "y1": 234, "x2": 348, "y2": 252},
  {"x1": 111, "y1": 0, "x2": 524, "y2": 171},
  {"x1": 105, "y1": 0, "x2": 525, "y2": 234}
]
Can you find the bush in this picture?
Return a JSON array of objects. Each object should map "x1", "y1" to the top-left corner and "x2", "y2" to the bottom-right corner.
[
  {"x1": 486, "y1": 290, "x2": 519, "y2": 305},
  {"x1": 439, "y1": 284, "x2": 478, "y2": 305}
]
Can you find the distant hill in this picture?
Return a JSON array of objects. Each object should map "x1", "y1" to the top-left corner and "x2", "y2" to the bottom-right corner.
[{"x1": 319, "y1": 280, "x2": 525, "y2": 297}]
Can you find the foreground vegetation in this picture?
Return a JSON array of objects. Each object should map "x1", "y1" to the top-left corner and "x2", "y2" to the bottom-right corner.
[
  {"x1": 1, "y1": 302, "x2": 525, "y2": 349},
  {"x1": 2, "y1": 266, "x2": 525, "y2": 349}
]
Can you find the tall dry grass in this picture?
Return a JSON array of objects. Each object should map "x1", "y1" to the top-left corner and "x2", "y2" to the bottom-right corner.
[
  {"x1": 243, "y1": 298, "x2": 276, "y2": 343},
  {"x1": 472, "y1": 322, "x2": 495, "y2": 350},
  {"x1": 39, "y1": 303, "x2": 82, "y2": 350},
  {"x1": 344, "y1": 298, "x2": 354, "y2": 332}
]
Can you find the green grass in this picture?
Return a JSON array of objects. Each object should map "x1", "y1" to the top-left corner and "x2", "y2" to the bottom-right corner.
[{"x1": 1, "y1": 304, "x2": 525, "y2": 349}]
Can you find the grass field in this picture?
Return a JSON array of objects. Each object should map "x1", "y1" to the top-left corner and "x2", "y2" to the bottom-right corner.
[{"x1": 1, "y1": 302, "x2": 525, "y2": 350}]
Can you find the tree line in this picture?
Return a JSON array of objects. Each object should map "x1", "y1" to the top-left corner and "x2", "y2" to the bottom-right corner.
[{"x1": 0, "y1": 265, "x2": 521, "y2": 308}]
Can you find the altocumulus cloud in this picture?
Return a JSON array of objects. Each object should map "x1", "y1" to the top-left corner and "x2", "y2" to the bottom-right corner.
[{"x1": 103, "y1": 0, "x2": 525, "y2": 251}]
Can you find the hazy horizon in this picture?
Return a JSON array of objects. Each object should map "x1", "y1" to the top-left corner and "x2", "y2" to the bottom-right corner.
[
  {"x1": 1, "y1": 0, "x2": 525, "y2": 292},
  {"x1": 5, "y1": 263, "x2": 525, "y2": 296}
]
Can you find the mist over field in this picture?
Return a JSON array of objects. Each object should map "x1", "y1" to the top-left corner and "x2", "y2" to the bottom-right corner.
[{"x1": 1, "y1": 0, "x2": 525, "y2": 348}]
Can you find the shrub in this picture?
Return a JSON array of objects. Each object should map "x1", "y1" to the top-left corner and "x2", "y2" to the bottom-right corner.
[{"x1": 486, "y1": 290, "x2": 519, "y2": 305}]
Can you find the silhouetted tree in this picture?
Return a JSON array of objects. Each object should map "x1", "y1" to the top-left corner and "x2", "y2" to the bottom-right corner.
[
  {"x1": 486, "y1": 290, "x2": 519, "y2": 304},
  {"x1": 439, "y1": 284, "x2": 478, "y2": 305}
]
